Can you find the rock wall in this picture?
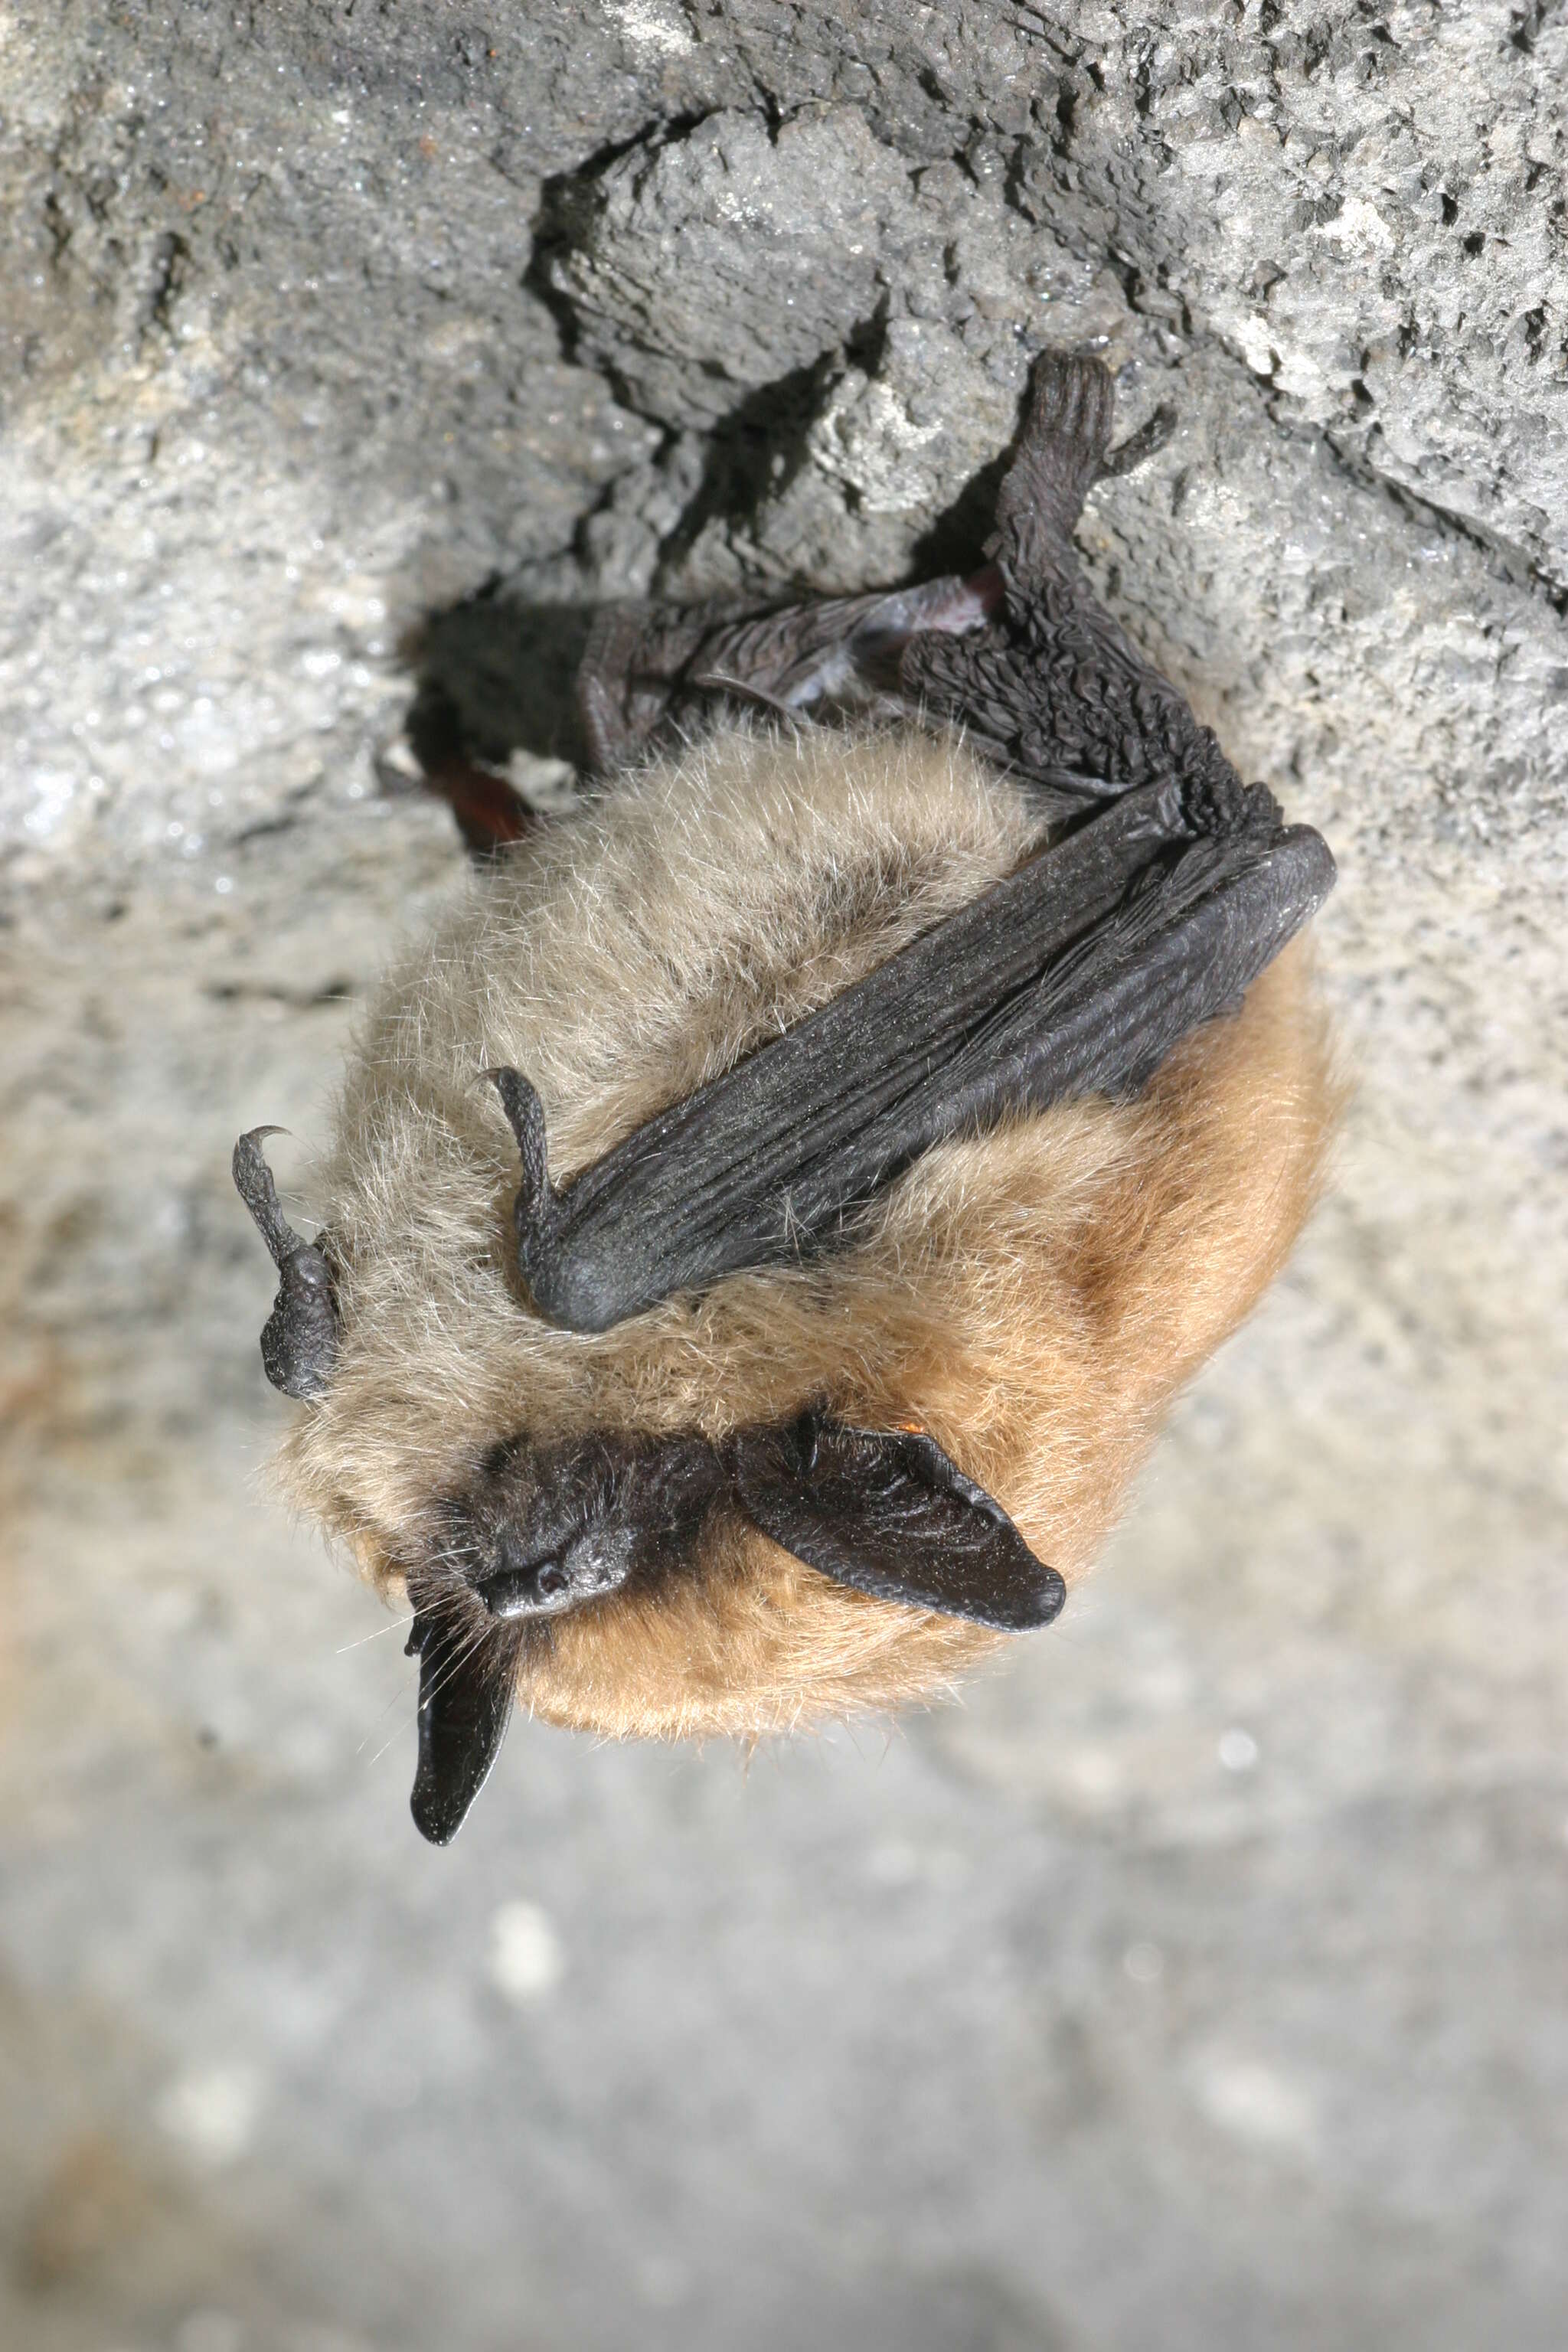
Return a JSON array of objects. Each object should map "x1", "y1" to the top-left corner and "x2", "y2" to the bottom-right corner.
[{"x1": 2, "y1": 7, "x2": 1566, "y2": 2348}]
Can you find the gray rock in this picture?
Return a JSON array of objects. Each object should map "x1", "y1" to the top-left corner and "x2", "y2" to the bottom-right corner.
[{"x1": 2, "y1": 5, "x2": 1565, "y2": 2349}]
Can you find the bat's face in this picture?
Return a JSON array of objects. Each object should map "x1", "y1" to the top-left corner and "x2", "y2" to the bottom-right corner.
[
  {"x1": 428, "y1": 1429, "x2": 727, "y2": 1625},
  {"x1": 401, "y1": 1429, "x2": 730, "y2": 1843}
]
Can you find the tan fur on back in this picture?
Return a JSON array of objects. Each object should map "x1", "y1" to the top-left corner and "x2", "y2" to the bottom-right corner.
[{"x1": 276, "y1": 724, "x2": 1340, "y2": 1738}]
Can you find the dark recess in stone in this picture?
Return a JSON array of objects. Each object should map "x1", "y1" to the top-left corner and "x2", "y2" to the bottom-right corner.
[{"x1": 405, "y1": 598, "x2": 601, "y2": 776}]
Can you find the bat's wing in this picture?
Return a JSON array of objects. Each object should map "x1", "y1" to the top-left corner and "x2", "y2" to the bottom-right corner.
[
  {"x1": 571, "y1": 351, "x2": 1197, "y2": 823},
  {"x1": 902, "y1": 355, "x2": 1233, "y2": 822},
  {"x1": 398, "y1": 357, "x2": 1214, "y2": 832},
  {"x1": 575, "y1": 575, "x2": 995, "y2": 774},
  {"x1": 491, "y1": 779, "x2": 1334, "y2": 1332},
  {"x1": 406, "y1": 1612, "x2": 521, "y2": 1845},
  {"x1": 731, "y1": 1416, "x2": 1064, "y2": 1631}
]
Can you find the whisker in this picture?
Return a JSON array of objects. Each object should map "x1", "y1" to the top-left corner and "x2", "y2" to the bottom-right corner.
[
  {"x1": 337, "y1": 1612, "x2": 415, "y2": 1655},
  {"x1": 364, "y1": 1625, "x2": 509, "y2": 1775},
  {"x1": 418, "y1": 1619, "x2": 496, "y2": 1712},
  {"x1": 367, "y1": 1712, "x2": 418, "y2": 1772},
  {"x1": 355, "y1": 1677, "x2": 415, "y2": 1757}
]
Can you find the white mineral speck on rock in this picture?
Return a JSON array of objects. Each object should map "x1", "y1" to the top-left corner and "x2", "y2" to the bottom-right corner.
[
  {"x1": 611, "y1": 1, "x2": 694, "y2": 54},
  {"x1": 155, "y1": 2062, "x2": 266, "y2": 2167},
  {"x1": 1196, "y1": 2057, "x2": 1320, "y2": 2154},
  {"x1": 488, "y1": 1900, "x2": 564, "y2": 2004}
]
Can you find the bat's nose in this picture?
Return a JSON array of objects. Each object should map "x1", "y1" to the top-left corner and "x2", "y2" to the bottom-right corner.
[
  {"x1": 478, "y1": 1529, "x2": 630, "y2": 1619},
  {"x1": 479, "y1": 1547, "x2": 572, "y2": 1619}
]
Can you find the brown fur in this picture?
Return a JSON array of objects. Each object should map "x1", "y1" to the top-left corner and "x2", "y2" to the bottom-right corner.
[{"x1": 276, "y1": 723, "x2": 1341, "y2": 1738}]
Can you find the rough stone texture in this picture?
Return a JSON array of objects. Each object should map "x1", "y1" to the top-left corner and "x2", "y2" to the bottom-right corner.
[{"x1": 2, "y1": 4, "x2": 1566, "y2": 2348}]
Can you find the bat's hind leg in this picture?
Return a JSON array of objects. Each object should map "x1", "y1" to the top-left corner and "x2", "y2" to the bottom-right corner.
[
  {"x1": 903, "y1": 353, "x2": 1240, "y2": 824},
  {"x1": 567, "y1": 349, "x2": 1201, "y2": 818},
  {"x1": 985, "y1": 349, "x2": 1175, "y2": 603},
  {"x1": 984, "y1": 351, "x2": 1118, "y2": 603}
]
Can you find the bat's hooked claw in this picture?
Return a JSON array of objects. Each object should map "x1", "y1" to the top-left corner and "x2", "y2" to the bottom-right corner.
[
  {"x1": 232, "y1": 1129, "x2": 340, "y2": 1401},
  {"x1": 486, "y1": 1067, "x2": 601, "y2": 1323},
  {"x1": 1102, "y1": 402, "x2": 1178, "y2": 479}
]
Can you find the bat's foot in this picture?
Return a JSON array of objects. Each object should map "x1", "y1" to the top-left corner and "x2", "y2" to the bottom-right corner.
[
  {"x1": 984, "y1": 351, "x2": 1116, "y2": 587},
  {"x1": 1021, "y1": 350, "x2": 1118, "y2": 474},
  {"x1": 232, "y1": 1129, "x2": 340, "y2": 1400}
]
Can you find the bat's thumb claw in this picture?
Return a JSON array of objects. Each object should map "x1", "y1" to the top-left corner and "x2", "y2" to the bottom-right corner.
[
  {"x1": 487, "y1": 1067, "x2": 564, "y2": 1279},
  {"x1": 233, "y1": 1128, "x2": 303, "y2": 1268}
]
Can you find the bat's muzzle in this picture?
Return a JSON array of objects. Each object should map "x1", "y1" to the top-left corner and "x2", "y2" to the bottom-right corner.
[{"x1": 232, "y1": 1129, "x2": 341, "y2": 1401}]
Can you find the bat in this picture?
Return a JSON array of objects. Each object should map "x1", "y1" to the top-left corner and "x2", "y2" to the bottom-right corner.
[{"x1": 235, "y1": 353, "x2": 1339, "y2": 1844}]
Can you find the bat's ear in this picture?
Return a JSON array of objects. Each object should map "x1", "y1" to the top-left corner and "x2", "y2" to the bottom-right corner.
[
  {"x1": 731, "y1": 1415, "x2": 1065, "y2": 1633},
  {"x1": 406, "y1": 1612, "x2": 518, "y2": 1846}
]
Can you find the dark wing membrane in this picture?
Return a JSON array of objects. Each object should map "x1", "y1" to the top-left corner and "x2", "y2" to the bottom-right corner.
[
  {"x1": 575, "y1": 354, "x2": 1220, "y2": 826},
  {"x1": 500, "y1": 785, "x2": 1334, "y2": 1332},
  {"x1": 577, "y1": 576, "x2": 997, "y2": 773},
  {"x1": 903, "y1": 355, "x2": 1243, "y2": 823},
  {"x1": 407, "y1": 1612, "x2": 520, "y2": 1846},
  {"x1": 732, "y1": 1419, "x2": 1064, "y2": 1632}
]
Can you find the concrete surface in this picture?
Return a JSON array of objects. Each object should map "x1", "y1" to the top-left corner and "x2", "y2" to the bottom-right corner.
[{"x1": 2, "y1": 4, "x2": 1566, "y2": 2347}]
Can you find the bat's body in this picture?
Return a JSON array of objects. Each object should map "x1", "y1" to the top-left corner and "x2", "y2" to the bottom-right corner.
[{"x1": 237, "y1": 356, "x2": 1340, "y2": 1841}]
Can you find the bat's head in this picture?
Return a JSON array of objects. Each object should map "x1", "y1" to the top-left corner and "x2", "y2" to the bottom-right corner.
[
  {"x1": 398, "y1": 1428, "x2": 727, "y2": 1843},
  {"x1": 237, "y1": 724, "x2": 1339, "y2": 1840}
]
